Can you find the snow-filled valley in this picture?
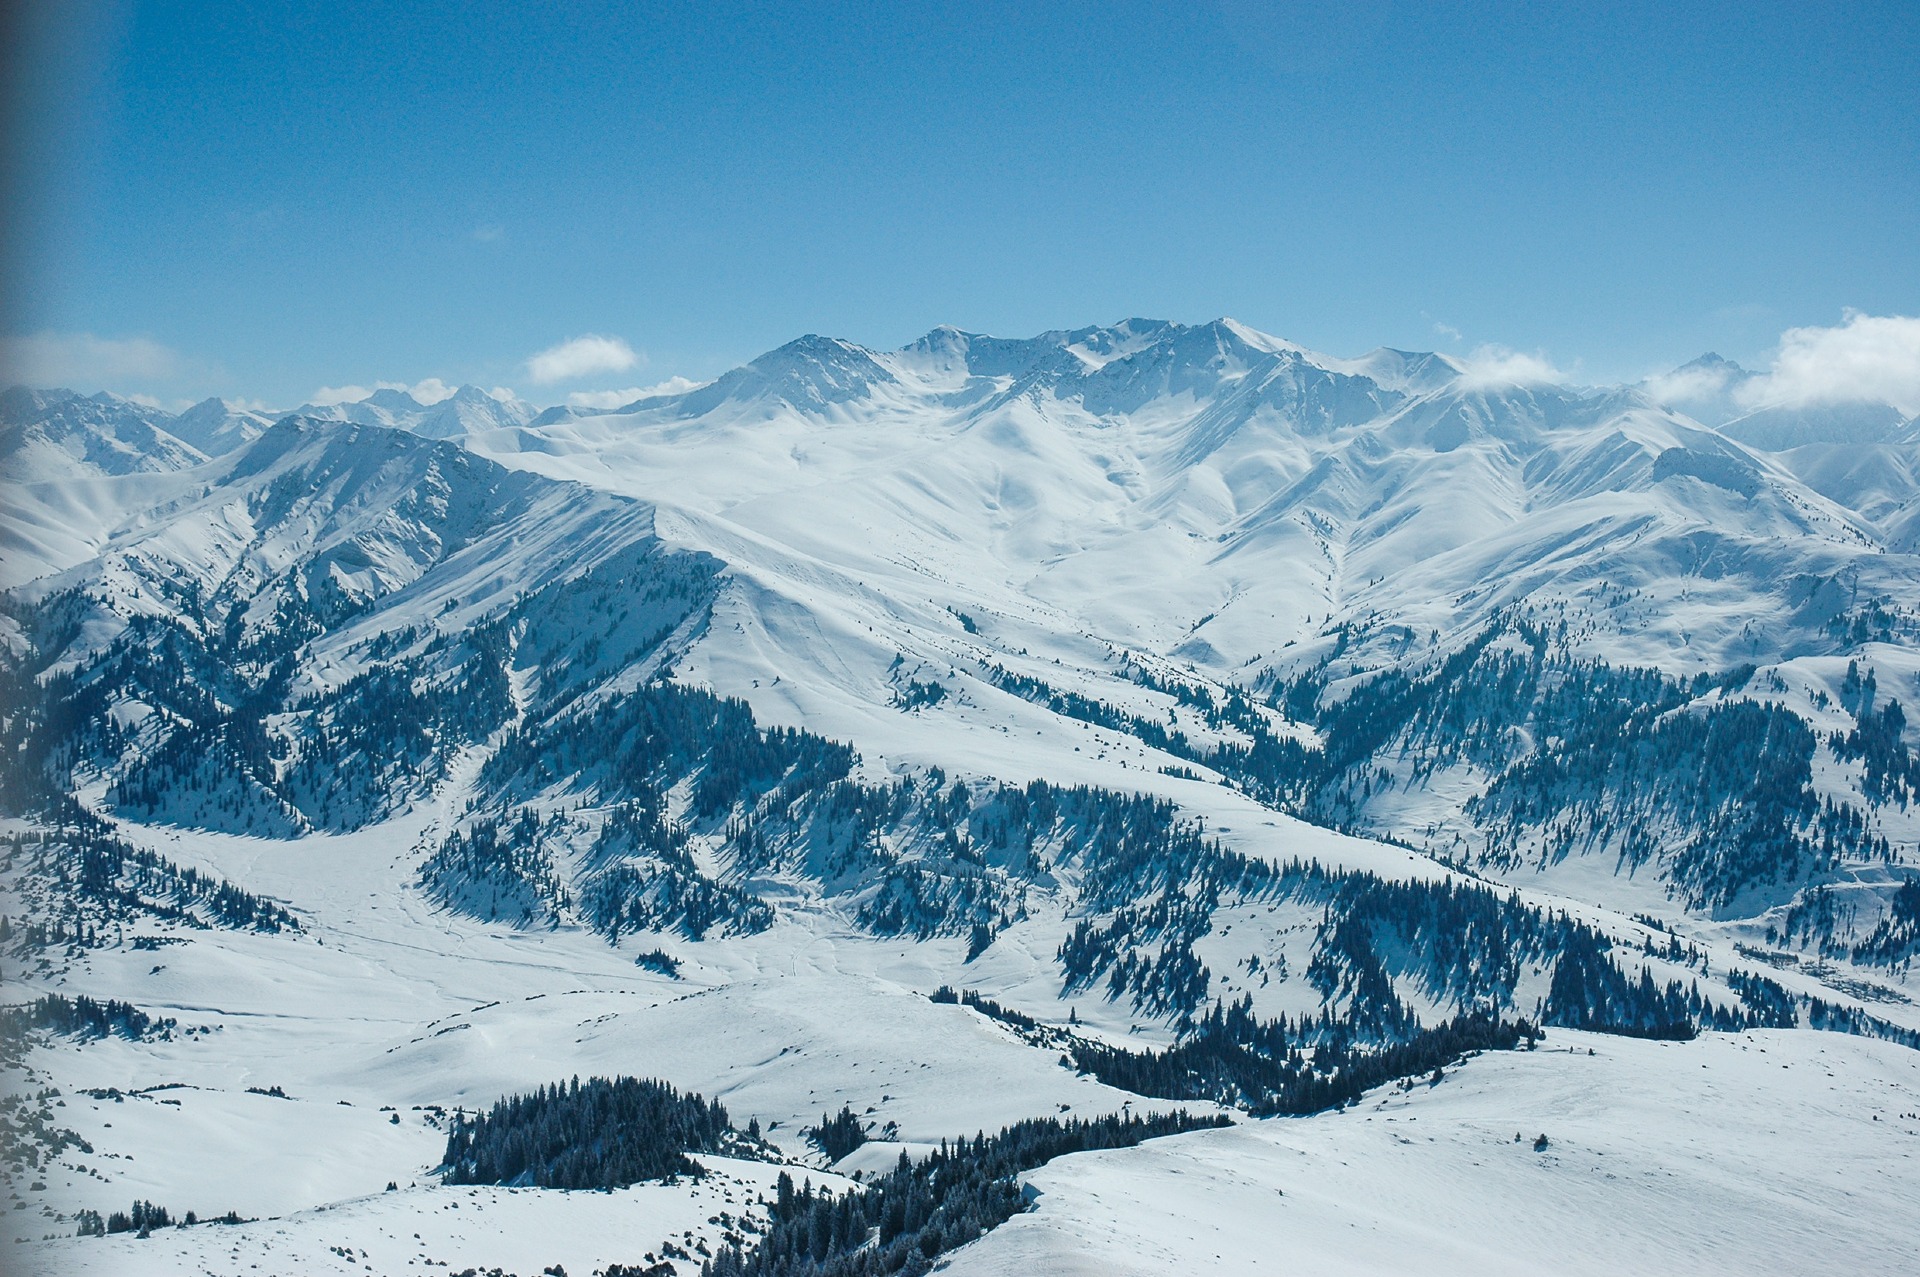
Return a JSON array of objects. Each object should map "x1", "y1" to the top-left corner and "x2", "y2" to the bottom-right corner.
[{"x1": 4, "y1": 319, "x2": 1920, "y2": 1275}]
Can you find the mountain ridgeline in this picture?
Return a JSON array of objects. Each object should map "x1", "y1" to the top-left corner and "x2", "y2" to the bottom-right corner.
[{"x1": 3, "y1": 321, "x2": 1919, "y2": 1072}]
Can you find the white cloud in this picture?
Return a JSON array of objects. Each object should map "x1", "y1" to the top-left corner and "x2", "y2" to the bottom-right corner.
[
  {"x1": 309, "y1": 380, "x2": 404, "y2": 406},
  {"x1": 309, "y1": 384, "x2": 375, "y2": 405},
  {"x1": 565, "y1": 376, "x2": 706, "y2": 410},
  {"x1": 307, "y1": 378, "x2": 456, "y2": 407},
  {"x1": 1454, "y1": 344, "x2": 1565, "y2": 389},
  {"x1": 122, "y1": 393, "x2": 195, "y2": 411},
  {"x1": 1418, "y1": 311, "x2": 1463, "y2": 344},
  {"x1": 1736, "y1": 311, "x2": 1920, "y2": 417},
  {"x1": 1644, "y1": 362, "x2": 1740, "y2": 406},
  {"x1": 472, "y1": 224, "x2": 505, "y2": 243},
  {"x1": 1, "y1": 330, "x2": 180, "y2": 387},
  {"x1": 526, "y1": 334, "x2": 640, "y2": 384}
]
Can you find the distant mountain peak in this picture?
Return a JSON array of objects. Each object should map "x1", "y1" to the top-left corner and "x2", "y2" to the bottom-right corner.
[
  {"x1": 1213, "y1": 316, "x2": 1299, "y2": 355},
  {"x1": 1674, "y1": 351, "x2": 1747, "y2": 374},
  {"x1": 364, "y1": 387, "x2": 427, "y2": 412}
]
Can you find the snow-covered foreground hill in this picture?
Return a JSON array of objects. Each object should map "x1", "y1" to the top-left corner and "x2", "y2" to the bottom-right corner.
[
  {"x1": 10, "y1": 776, "x2": 1918, "y2": 1275},
  {"x1": 4, "y1": 318, "x2": 1920, "y2": 1275},
  {"x1": 951, "y1": 1028, "x2": 1920, "y2": 1277}
]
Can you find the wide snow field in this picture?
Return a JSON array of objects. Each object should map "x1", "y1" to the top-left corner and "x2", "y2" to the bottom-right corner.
[
  {"x1": 22, "y1": 1026, "x2": 1919, "y2": 1277},
  {"x1": 947, "y1": 1027, "x2": 1920, "y2": 1277},
  {"x1": 28, "y1": 1155, "x2": 834, "y2": 1277}
]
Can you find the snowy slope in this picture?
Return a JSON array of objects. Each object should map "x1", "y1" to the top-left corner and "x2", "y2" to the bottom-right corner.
[
  {"x1": 474, "y1": 321, "x2": 1910, "y2": 685},
  {"x1": 947, "y1": 1028, "x2": 1920, "y2": 1277},
  {"x1": 164, "y1": 397, "x2": 274, "y2": 456},
  {"x1": 0, "y1": 386, "x2": 205, "y2": 480},
  {"x1": 447, "y1": 320, "x2": 1919, "y2": 918},
  {"x1": 5, "y1": 320, "x2": 1920, "y2": 1276}
]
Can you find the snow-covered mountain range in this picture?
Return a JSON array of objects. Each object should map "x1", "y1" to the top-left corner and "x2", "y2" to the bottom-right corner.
[{"x1": 4, "y1": 319, "x2": 1919, "y2": 1276}]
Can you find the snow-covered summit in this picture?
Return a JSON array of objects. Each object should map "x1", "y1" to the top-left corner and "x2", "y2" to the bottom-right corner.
[
  {"x1": 0, "y1": 384, "x2": 206, "y2": 477},
  {"x1": 167, "y1": 396, "x2": 274, "y2": 454},
  {"x1": 291, "y1": 383, "x2": 537, "y2": 438}
]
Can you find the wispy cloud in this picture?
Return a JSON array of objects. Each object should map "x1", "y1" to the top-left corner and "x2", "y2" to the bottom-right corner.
[
  {"x1": 0, "y1": 330, "x2": 180, "y2": 386},
  {"x1": 1454, "y1": 344, "x2": 1565, "y2": 389},
  {"x1": 526, "y1": 334, "x2": 639, "y2": 384},
  {"x1": 122, "y1": 392, "x2": 199, "y2": 412},
  {"x1": 1736, "y1": 311, "x2": 1920, "y2": 416},
  {"x1": 309, "y1": 382, "x2": 402, "y2": 406},
  {"x1": 566, "y1": 376, "x2": 705, "y2": 410},
  {"x1": 307, "y1": 377, "x2": 457, "y2": 407},
  {"x1": 472, "y1": 224, "x2": 505, "y2": 243},
  {"x1": 1643, "y1": 360, "x2": 1742, "y2": 407}
]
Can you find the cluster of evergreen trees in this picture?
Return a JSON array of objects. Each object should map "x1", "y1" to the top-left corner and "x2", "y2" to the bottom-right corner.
[
  {"x1": 804, "y1": 1106, "x2": 867, "y2": 1163},
  {"x1": 0, "y1": 993, "x2": 173, "y2": 1043},
  {"x1": 0, "y1": 812, "x2": 297, "y2": 957},
  {"x1": 481, "y1": 678, "x2": 854, "y2": 827},
  {"x1": 1851, "y1": 876, "x2": 1920, "y2": 969},
  {"x1": 1057, "y1": 889, "x2": 1216, "y2": 1016},
  {"x1": 79, "y1": 1200, "x2": 172, "y2": 1236},
  {"x1": 419, "y1": 809, "x2": 567, "y2": 928},
  {"x1": 580, "y1": 795, "x2": 772, "y2": 941},
  {"x1": 0, "y1": 1086, "x2": 91, "y2": 1178},
  {"x1": 1541, "y1": 930, "x2": 1700, "y2": 1039},
  {"x1": 0, "y1": 511, "x2": 724, "y2": 844},
  {"x1": 983, "y1": 660, "x2": 1311, "y2": 806},
  {"x1": 278, "y1": 637, "x2": 515, "y2": 829},
  {"x1": 700, "y1": 1110, "x2": 1228, "y2": 1277},
  {"x1": 1724, "y1": 967, "x2": 1799, "y2": 1028},
  {"x1": 1805, "y1": 996, "x2": 1920, "y2": 1050},
  {"x1": 1834, "y1": 694, "x2": 1918, "y2": 807},
  {"x1": 73, "y1": 1200, "x2": 242, "y2": 1237},
  {"x1": 441, "y1": 1076, "x2": 733, "y2": 1188},
  {"x1": 996, "y1": 617, "x2": 1903, "y2": 917},
  {"x1": 1068, "y1": 1003, "x2": 1539, "y2": 1115},
  {"x1": 1063, "y1": 940, "x2": 1800, "y2": 1113},
  {"x1": 1764, "y1": 874, "x2": 1916, "y2": 970},
  {"x1": 1052, "y1": 854, "x2": 1735, "y2": 1038},
  {"x1": 1771, "y1": 883, "x2": 1853, "y2": 956},
  {"x1": 929, "y1": 986, "x2": 1043, "y2": 1034}
]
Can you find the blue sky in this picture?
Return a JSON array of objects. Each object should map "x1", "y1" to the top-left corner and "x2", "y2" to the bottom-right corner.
[{"x1": 5, "y1": 0, "x2": 1918, "y2": 406}]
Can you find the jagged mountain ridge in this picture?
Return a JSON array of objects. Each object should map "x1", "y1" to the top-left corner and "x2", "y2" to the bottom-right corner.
[
  {"x1": 465, "y1": 319, "x2": 1917, "y2": 936},
  {"x1": 483, "y1": 320, "x2": 1913, "y2": 676},
  {"x1": 5, "y1": 319, "x2": 1918, "y2": 926},
  {"x1": 291, "y1": 383, "x2": 537, "y2": 440},
  {"x1": 2, "y1": 417, "x2": 694, "y2": 837},
  {"x1": 0, "y1": 383, "x2": 536, "y2": 589},
  {"x1": 6, "y1": 325, "x2": 1920, "y2": 1277},
  {"x1": 0, "y1": 386, "x2": 207, "y2": 478},
  {"x1": 1, "y1": 325, "x2": 1916, "y2": 939}
]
